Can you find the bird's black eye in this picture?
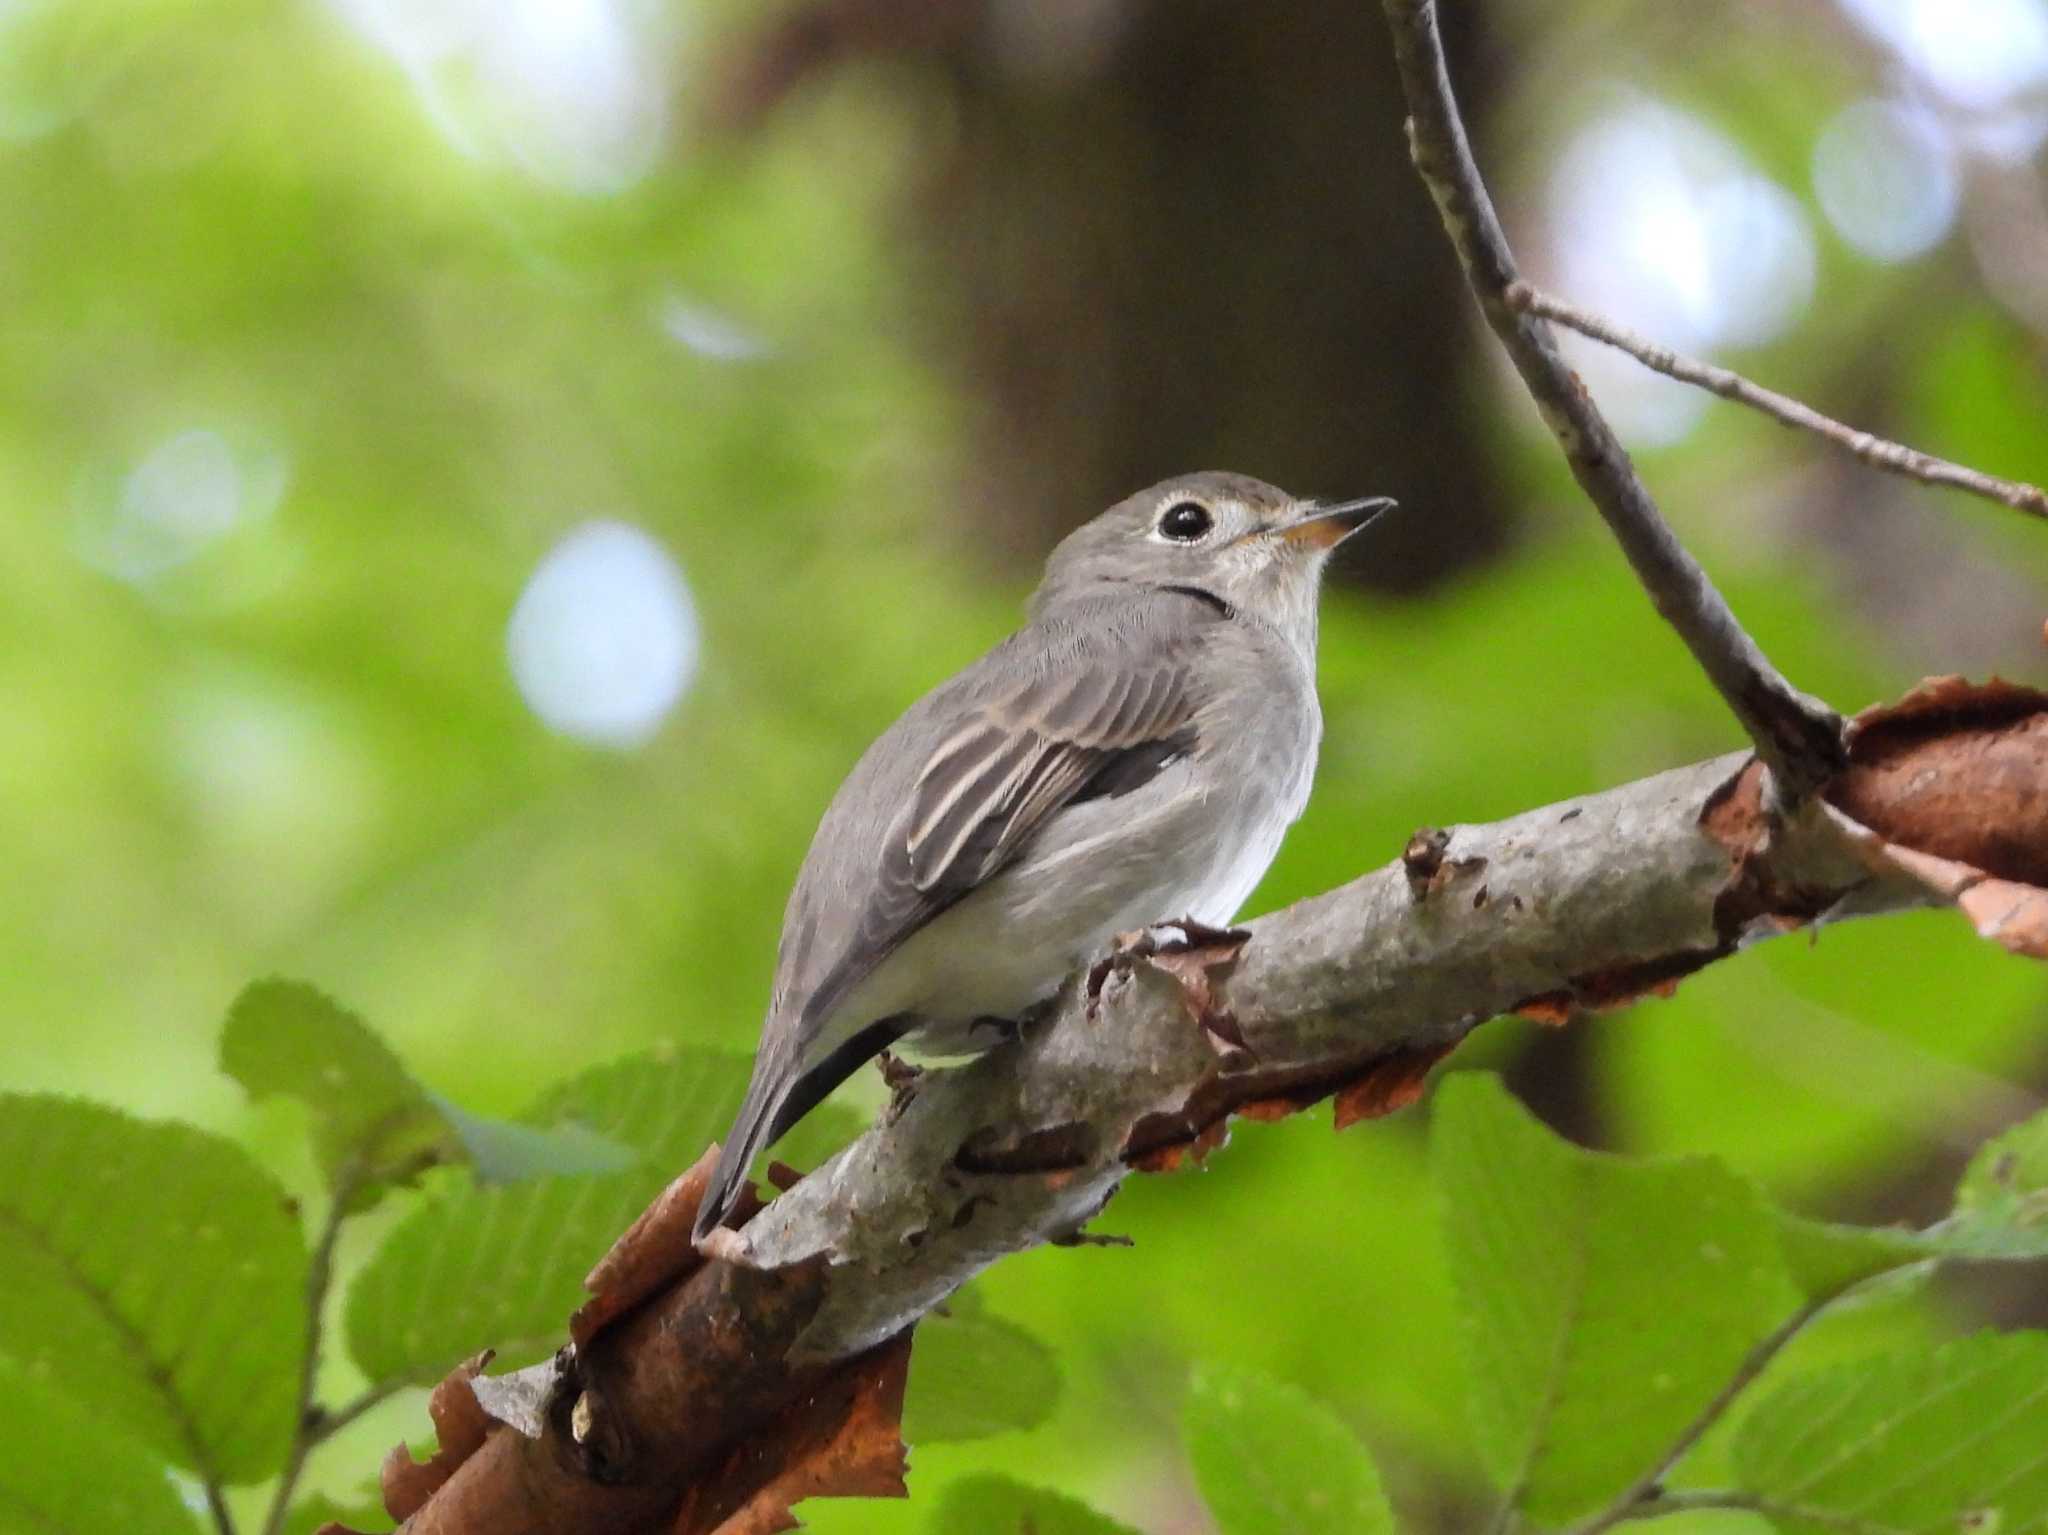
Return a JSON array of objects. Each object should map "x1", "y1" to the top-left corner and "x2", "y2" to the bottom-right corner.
[{"x1": 1158, "y1": 501, "x2": 1213, "y2": 541}]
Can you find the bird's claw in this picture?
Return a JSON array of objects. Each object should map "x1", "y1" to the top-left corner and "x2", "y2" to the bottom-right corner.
[
  {"x1": 1085, "y1": 927, "x2": 1157, "y2": 1018},
  {"x1": 876, "y1": 1050, "x2": 924, "y2": 1122},
  {"x1": 1085, "y1": 918, "x2": 1252, "y2": 1024}
]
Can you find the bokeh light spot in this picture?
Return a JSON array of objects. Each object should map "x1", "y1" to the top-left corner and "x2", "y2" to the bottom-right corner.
[
  {"x1": 324, "y1": 0, "x2": 675, "y2": 194},
  {"x1": 658, "y1": 293, "x2": 772, "y2": 363},
  {"x1": 1837, "y1": 0, "x2": 2048, "y2": 111},
  {"x1": 158, "y1": 665, "x2": 379, "y2": 931},
  {"x1": 507, "y1": 520, "x2": 699, "y2": 749},
  {"x1": 1544, "y1": 96, "x2": 1817, "y2": 446},
  {"x1": 1813, "y1": 99, "x2": 1959, "y2": 263},
  {"x1": 73, "y1": 428, "x2": 289, "y2": 587}
]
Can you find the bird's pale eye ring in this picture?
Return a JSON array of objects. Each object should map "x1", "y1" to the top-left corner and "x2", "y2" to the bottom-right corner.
[{"x1": 1157, "y1": 501, "x2": 1213, "y2": 541}]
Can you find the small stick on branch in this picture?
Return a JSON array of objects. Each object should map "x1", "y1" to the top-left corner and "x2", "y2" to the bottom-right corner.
[
  {"x1": 1508, "y1": 282, "x2": 2048, "y2": 523},
  {"x1": 1377, "y1": 0, "x2": 1847, "y2": 801}
]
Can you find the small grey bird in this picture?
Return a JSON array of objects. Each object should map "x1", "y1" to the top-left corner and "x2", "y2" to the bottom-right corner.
[{"x1": 695, "y1": 471, "x2": 1390, "y2": 1239}]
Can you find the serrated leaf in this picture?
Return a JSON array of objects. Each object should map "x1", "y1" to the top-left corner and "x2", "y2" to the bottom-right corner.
[
  {"x1": 1734, "y1": 1332, "x2": 2048, "y2": 1533},
  {"x1": 221, "y1": 979, "x2": 456, "y2": 1204},
  {"x1": 903, "y1": 1295, "x2": 1061, "y2": 1444},
  {"x1": 221, "y1": 980, "x2": 638, "y2": 1208},
  {"x1": 1772, "y1": 1107, "x2": 2048, "y2": 1295},
  {"x1": 1945, "y1": 1108, "x2": 2048, "y2": 1259},
  {"x1": 1772, "y1": 1212, "x2": 1935, "y2": 1302},
  {"x1": 923, "y1": 1475, "x2": 1141, "y2": 1535},
  {"x1": 0, "y1": 1094, "x2": 305, "y2": 1484},
  {"x1": 0, "y1": 1352, "x2": 203, "y2": 1534},
  {"x1": 1432, "y1": 1073, "x2": 1797, "y2": 1523},
  {"x1": 346, "y1": 1048, "x2": 857, "y2": 1386},
  {"x1": 1183, "y1": 1363, "x2": 1396, "y2": 1535}
]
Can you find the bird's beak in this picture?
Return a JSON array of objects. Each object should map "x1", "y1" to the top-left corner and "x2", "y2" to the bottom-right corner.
[{"x1": 1274, "y1": 496, "x2": 1397, "y2": 550}]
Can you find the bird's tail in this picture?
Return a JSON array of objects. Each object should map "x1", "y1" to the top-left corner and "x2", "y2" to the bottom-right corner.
[
  {"x1": 693, "y1": 1014, "x2": 914, "y2": 1244},
  {"x1": 695, "y1": 1056, "x2": 788, "y2": 1243}
]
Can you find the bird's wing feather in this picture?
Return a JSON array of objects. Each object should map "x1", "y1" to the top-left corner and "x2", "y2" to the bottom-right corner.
[
  {"x1": 906, "y1": 658, "x2": 1196, "y2": 893},
  {"x1": 795, "y1": 601, "x2": 1213, "y2": 1038}
]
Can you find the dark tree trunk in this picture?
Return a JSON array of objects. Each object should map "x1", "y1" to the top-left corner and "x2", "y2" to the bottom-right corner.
[{"x1": 719, "y1": 0, "x2": 1511, "y2": 590}]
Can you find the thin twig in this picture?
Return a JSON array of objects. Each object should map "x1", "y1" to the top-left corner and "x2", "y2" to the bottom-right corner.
[
  {"x1": 260, "y1": 1165, "x2": 366, "y2": 1535},
  {"x1": 1510, "y1": 283, "x2": 2048, "y2": 522},
  {"x1": 202, "y1": 1480, "x2": 239, "y2": 1535},
  {"x1": 1607, "y1": 1489, "x2": 1889, "y2": 1532},
  {"x1": 308, "y1": 1377, "x2": 410, "y2": 1447},
  {"x1": 1376, "y1": 0, "x2": 1846, "y2": 800},
  {"x1": 1566, "y1": 1297, "x2": 1831, "y2": 1535},
  {"x1": 1604, "y1": 1490, "x2": 1766, "y2": 1523}
]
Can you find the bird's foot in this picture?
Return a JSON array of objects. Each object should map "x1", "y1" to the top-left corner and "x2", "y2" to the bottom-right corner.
[
  {"x1": 876, "y1": 1049, "x2": 923, "y2": 1091},
  {"x1": 1087, "y1": 920, "x2": 1254, "y2": 1061},
  {"x1": 1086, "y1": 927, "x2": 1160, "y2": 1019},
  {"x1": 968, "y1": 1013, "x2": 1021, "y2": 1044},
  {"x1": 876, "y1": 1050, "x2": 924, "y2": 1122}
]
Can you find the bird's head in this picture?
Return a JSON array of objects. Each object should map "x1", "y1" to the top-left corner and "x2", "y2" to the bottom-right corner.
[{"x1": 1032, "y1": 471, "x2": 1394, "y2": 639}]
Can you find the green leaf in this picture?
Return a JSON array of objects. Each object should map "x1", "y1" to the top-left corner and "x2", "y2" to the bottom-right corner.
[
  {"x1": 923, "y1": 1475, "x2": 1141, "y2": 1535},
  {"x1": 221, "y1": 979, "x2": 457, "y2": 1204},
  {"x1": 1183, "y1": 1363, "x2": 1396, "y2": 1535},
  {"x1": 0, "y1": 1094, "x2": 305, "y2": 1484},
  {"x1": 280, "y1": 1491, "x2": 393, "y2": 1535},
  {"x1": 903, "y1": 1290, "x2": 1061, "y2": 1443},
  {"x1": 221, "y1": 979, "x2": 637, "y2": 1207},
  {"x1": 346, "y1": 1048, "x2": 854, "y2": 1386},
  {"x1": 1772, "y1": 1212, "x2": 1935, "y2": 1303},
  {"x1": 1771, "y1": 1105, "x2": 2048, "y2": 1297},
  {"x1": 1432, "y1": 1073, "x2": 1797, "y2": 1523},
  {"x1": 1945, "y1": 1108, "x2": 2048, "y2": 1259},
  {"x1": 1733, "y1": 1332, "x2": 2048, "y2": 1533},
  {"x1": 0, "y1": 1352, "x2": 203, "y2": 1534}
]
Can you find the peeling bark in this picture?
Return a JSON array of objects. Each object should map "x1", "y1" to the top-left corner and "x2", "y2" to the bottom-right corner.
[{"x1": 392, "y1": 680, "x2": 2047, "y2": 1534}]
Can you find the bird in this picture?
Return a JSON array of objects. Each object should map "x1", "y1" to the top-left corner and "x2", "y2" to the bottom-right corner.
[{"x1": 694, "y1": 471, "x2": 1391, "y2": 1240}]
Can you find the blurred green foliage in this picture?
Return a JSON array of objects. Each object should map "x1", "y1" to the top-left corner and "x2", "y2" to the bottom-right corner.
[
  {"x1": 2, "y1": 0, "x2": 2045, "y2": 1531},
  {"x1": 14, "y1": 1011, "x2": 2048, "y2": 1532}
]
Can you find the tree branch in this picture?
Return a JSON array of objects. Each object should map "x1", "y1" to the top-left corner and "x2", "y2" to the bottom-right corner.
[
  {"x1": 310, "y1": 1378, "x2": 409, "y2": 1447},
  {"x1": 1375, "y1": 0, "x2": 1847, "y2": 800},
  {"x1": 384, "y1": 680, "x2": 2046, "y2": 1533},
  {"x1": 1508, "y1": 283, "x2": 2048, "y2": 523}
]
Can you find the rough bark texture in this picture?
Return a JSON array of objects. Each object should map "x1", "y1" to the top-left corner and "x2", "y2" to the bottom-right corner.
[{"x1": 384, "y1": 680, "x2": 2048, "y2": 1534}]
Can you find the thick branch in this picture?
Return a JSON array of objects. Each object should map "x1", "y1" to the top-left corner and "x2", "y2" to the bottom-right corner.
[
  {"x1": 1509, "y1": 283, "x2": 2048, "y2": 522},
  {"x1": 1376, "y1": 0, "x2": 1846, "y2": 799},
  {"x1": 391, "y1": 681, "x2": 2047, "y2": 1534}
]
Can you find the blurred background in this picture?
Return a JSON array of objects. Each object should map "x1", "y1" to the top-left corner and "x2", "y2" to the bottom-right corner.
[{"x1": 4, "y1": 0, "x2": 2047, "y2": 1528}]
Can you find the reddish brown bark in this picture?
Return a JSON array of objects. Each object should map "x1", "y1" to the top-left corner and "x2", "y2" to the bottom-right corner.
[{"x1": 380, "y1": 679, "x2": 2046, "y2": 1535}]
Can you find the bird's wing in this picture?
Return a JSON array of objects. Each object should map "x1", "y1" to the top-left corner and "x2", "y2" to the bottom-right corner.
[{"x1": 800, "y1": 600, "x2": 1213, "y2": 1036}]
